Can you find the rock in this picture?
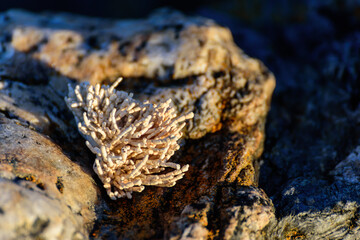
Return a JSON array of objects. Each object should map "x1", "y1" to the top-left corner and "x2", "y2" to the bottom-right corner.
[
  {"x1": 167, "y1": 186, "x2": 275, "y2": 240},
  {"x1": 0, "y1": 115, "x2": 99, "y2": 239},
  {"x1": 267, "y1": 201, "x2": 360, "y2": 240},
  {"x1": 0, "y1": 80, "x2": 76, "y2": 140},
  {"x1": 168, "y1": 197, "x2": 212, "y2": 240},
  {"x1": 0, "y1": 8, "x2": 275, "y2": 239},
  {"x1": 230, "y1": 1, "x2": 360, "y2": 239},
  {"x1": 331, "y1": 146, "x2": 360, "y2": 184},
  {"x1": 265, "y1": 146, "x2": 360, "y2": 238},
  {"x1": 220, "y1": 186, "x2": 275, "y2": 240}
]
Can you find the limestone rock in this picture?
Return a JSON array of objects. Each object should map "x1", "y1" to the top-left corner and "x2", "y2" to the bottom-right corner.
[
  {"x1": 220, "y1": 186, "x2": 275, "y2": 240},
  {"x1": 0, "y1": 8, "x2": 275, "y2": 239},
  {"x1": 267, "y1": 202, "x2": 360, "y2": 240},
  {"x1": 0, "y1": 80, "x2": 76, "y2": 139},
  {"x1": 250, "y1": 1, "x2": 360, "y2": 238},
  {"x1": 167, "y1": 186, "x2": 275, "y2": 240},
  {"x1": 0, "y1": 8, "x2": 275, "y2": 140},
  {"x1": 331, "y1": 146, "x2": 360, "y2": 184},
  {"x1": 0, "y1": 115, "x2": 99, "y2": 239},
  {"x1": 168, "y1": 198, "x2": 211, "y2": 240}
]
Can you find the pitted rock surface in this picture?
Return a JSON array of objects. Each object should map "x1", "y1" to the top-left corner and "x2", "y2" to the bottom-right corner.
[
  {"x1": 0, "y1": 9, "x2": 275, "y2": 239},
  {"x1": 0, "y1": 115, "x2": 99, "y2": 240}
]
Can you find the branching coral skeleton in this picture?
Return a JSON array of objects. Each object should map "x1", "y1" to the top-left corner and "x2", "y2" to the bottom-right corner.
[{"x1": 65, "y1": 78, "x2": 193, "y2": 199}]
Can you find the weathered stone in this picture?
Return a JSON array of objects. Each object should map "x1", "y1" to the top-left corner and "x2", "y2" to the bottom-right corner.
[
  {"x1": 0, "y1": 8, "x2": 275, "y2": 239},
  {"x1": 0, "y1": 8, "x2": 275, "y2": 141},
  {"x1": 168, "y1": 197, "x2": 212, "y2": 240},
  {"x1": 0, "y1": 115, "x2": 99, "y2": 239},
  {"x1": 331, "y1": 146, "x2": 360, "y2": 184},
  {"x1": 267, "y1": 202, "x2": 360, "y2": 240},
  {"x1": 239, "y1": 1, "x2": 360, "y2": 238},
  {"x1": 265, "y1": 147, "x2": 360, "y2": 238},
  {"x1": 220, "y1": 186, "x2": 275, "y2": 240},
  {"x1": 167, "y1": 186, "x2": 275, "y2": 240},
  {"x1": 0, "y1": 80, "x2": 76, "y2": 139}
]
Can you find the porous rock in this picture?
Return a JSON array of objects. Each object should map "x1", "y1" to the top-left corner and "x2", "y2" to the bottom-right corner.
[
  {"x1": 219, "y1": 186, "x2": 275, "y2": 240},
  {"x1": 266, "y1": 146, "x2": 360, "y2": 239},
  {"x1": 252, "y1": 1, "x2": 360, "y2": 238},
  {"x1": 0, "y1": 8, "x2": 275, "y2": 239},
  {"x1": 267, "y1": 201, "x2": 360, "y2": 240},
  {"x1": 0, "y1": 80, "x2": 76, "y2": 139},
  {"x1": 0, "y1": 115, "x2": 99, "y2": 240},
  {"x1": 168, "y1": 186, "x2": 275, "y2": 240}
]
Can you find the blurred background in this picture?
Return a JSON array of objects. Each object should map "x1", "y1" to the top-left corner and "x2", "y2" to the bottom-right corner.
[
  {"x1": 0, "y1": 0, "x2": 213, "y2": 19},
  {"x1": 1, "y1": 0, "x2": 359, "y2": 61}
]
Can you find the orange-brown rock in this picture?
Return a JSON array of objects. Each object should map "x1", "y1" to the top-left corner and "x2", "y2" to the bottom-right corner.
[
  {"x1": 0, "y1": 8, "x2": 275, "y2": 239},
  {"x1": 0, "y1": 115, "x2": 99, "y2": 239}
]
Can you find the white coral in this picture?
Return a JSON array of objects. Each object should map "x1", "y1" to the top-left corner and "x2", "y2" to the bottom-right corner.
[{"x1": 65, "y1": 78, "x2": 193, "y2": 199}]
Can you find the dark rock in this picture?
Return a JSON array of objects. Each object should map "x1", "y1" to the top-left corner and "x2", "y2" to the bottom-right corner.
[
  {"x1": 219, "y1": 186, "x2": 275, "y2": 240},
  {"x1": 267, "y1": 201, "x2": 360, "y2": 240},
  {"x1": 167, "y1": 186, "x2": 275, "y2": 240}
]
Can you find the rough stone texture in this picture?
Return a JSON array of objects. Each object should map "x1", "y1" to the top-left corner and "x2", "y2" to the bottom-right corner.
[
  {"x1": 331, "y1": 146, "x2": 360, "y2": 184},
  {"x1": 0, "y1": 8, "x2": 275, "y2": 141},
  {"x1": 167, "y1": 186, "x2": 275, "y2": 240},
  {"x1": 219, "y1": 186, "x2": 275, "y2": 240},
  {"x1": 0, "y1": 80, "x2": 76, "y2": 139},
  {"x1": 202, "y1": 0, "x2": 360, "y2": 239},
  {"x1": 4, "y1": 1, "x2": 360, "y2": 238},
  {"x1": 0, "y1": 8, "x2": 275, "y2": 240},
  {"x1": 267, "y1": 202, "x2": 360, "y2": 240},
  {"x1": 0, "y1": 115, "x2": 99, "y2": 240},
  {"x1": 168, "y1": 197, "x2": 212, "y2": 240}
]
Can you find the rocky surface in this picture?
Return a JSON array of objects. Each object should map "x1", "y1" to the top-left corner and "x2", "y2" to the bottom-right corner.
[
  {"x1": 1, "y1": 1, "x2": 360, "y2": 239},
  {"x1": 0, "y1": 115, "x2": 99, "y2": 240},
  {"x1": 0, "y1": 8, "x2": 275, "y2": 240},
  {"x1": 167, "y1": 186, "x2": 275, "y2": 240},
  {"x1": 199, "y1": 0, "x2": 360, "y2": 239}
]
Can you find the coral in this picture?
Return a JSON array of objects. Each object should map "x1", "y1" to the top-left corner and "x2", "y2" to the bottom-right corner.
[{"x1": 65, "y1": 78, "x2": 193, "y2": 199}]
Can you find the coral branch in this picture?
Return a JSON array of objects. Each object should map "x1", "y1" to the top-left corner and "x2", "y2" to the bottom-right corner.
[{"x1": 65, "y1": 78, "x2": 193, "y2": 199}]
